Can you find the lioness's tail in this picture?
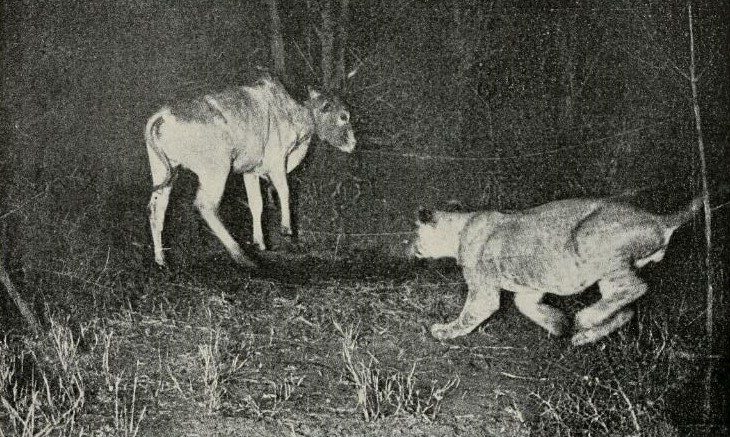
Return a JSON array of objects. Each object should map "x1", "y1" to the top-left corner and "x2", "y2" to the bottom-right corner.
[
  {"x1": 662, "y1": 196, "x2": 704, "y2": 231},
  {"x1": 145, "y1": 109, "x2": 174, "y2": 191}
]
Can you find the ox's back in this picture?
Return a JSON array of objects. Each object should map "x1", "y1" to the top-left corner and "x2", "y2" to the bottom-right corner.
[{"x1": 157, "y1": 79, "x2": 306, "y2": 175}]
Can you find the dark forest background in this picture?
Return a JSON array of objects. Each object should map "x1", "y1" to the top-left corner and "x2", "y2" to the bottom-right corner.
[{"x1": 2, "y1": 1, "x2": 727, "y2": 238}]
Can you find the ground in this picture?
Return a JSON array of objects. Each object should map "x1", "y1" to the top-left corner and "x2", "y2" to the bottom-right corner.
[{"x1": 3, "y1": 213, "x2": 726, "y2": 435}]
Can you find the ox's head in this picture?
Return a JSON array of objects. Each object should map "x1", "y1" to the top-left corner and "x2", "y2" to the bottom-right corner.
[{"x1": 306, "y1": 89, "x2": 356, "y2": 153}]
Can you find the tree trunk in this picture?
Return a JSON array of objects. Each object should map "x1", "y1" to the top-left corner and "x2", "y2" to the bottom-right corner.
[
  {"x1": 335, "y1": 0, "x2": 350, "y2": 89},
  {"x1": 320, "y1": 0, "x2": 335, "y2": 90},
  {"x1": 687, "y1": 2, "x2": 716, "y2": 424},
  {"x1": 560, "y1": 11, "x2": 579, "y2": 130},
  {"x1": 448, "y1": 1, "x2": 475, "y2": 148},
  {"x1": 266, "y1": 0, "x2": 286, "y2": 80}
]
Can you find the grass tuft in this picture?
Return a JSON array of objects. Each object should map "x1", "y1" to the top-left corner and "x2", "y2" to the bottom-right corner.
[{"x1": 333, "y1": 319, "x2": 459, "y2": 422}]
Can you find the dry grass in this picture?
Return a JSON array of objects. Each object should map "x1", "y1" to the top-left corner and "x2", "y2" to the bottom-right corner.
[
  {"x1": 0, "y1": 223, "x2": 724, "y2": 436},
  {"x1": 527, "y1": 308, "x2": 707, "y2": 436},
  {"x1": 333, "y1": 320, "x2": 459, "y2": 422}
]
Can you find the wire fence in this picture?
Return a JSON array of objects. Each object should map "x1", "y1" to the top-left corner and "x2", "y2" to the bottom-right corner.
[
  {"x1": 296, "y1": 114, "x2": 725, "y2": 240},
  {"x1": 297, "y1": 200, "x2": 730, "y2": 242},
  {"x1": 357, "y1": 117, "x2": 676, "y2": 163}
]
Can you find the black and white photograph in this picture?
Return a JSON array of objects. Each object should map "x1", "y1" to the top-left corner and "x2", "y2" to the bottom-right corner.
[{"x1": 1, "y1": 0, "x2": 728, "y2": 435}]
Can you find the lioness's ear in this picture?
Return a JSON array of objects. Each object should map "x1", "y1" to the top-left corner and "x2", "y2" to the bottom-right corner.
[
  {"x1": 417, "y1": 207, "x2": 434, "y2": 224},
  {"x1": 445, "y1": 199, "x2": 465, "y2": 212}
]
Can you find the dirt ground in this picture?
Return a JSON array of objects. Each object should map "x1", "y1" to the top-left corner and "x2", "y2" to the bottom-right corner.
[{"x1": 5, "y1": 227, "x2": 723, "y2": 435}]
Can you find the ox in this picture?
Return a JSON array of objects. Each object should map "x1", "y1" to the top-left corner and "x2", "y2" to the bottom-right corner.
[{"x1": 145, "y1": 76, "x2": 356, "y2": 267}]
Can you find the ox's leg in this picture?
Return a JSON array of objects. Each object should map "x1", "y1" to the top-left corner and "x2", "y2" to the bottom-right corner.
[
  {"x1": 513, "y1": 292, "x2": 569, "y2": 337},
  {"x1": 147, "y1": 147, "x2": 173, "y2": 267},
  {"x1": 195, "y1": 170, "x2": 256, "y2": 268},
  {"x1": 243, "y1": 173, "x2": 266, "y2": 251},
  {"x1": 268, "y1": 167, "x2": 292, "y2": 237},
  {"x1": 431, "y1": 265, "x2": 500, "y2": 340},
  {"x1": 149, "y1": 185, "x2": 172, "y2": 267}
]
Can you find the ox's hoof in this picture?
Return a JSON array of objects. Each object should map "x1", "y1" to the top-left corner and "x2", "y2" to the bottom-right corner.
[
  {"x1": 430, "y1": 323, "x2": 459, "y2": 341},
  {"x1": 232, "y1": 252, "x2": 258, "y2": 269},
  {"x1": 252, "y1": 238, "x2": 267, "y2": 251},
  {"x1": 280, "y1": 225, "x2": 293, "y2": 236},
  {"x1": 154, "y1": 252, "x2": 167, "y2": 268}
]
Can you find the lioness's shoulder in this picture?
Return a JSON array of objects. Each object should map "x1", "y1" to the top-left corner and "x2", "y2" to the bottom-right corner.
[{"x1": 457, "y1": 211, "x2": 504, "y2": 265}]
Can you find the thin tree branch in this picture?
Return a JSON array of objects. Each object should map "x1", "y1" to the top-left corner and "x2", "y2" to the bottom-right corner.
[
  {"x1": 1, "y1": 225, "x2": 41, "y2": 334},
  {"x1": 687, "y1": 0, "x2": 716, "y2": 423}
]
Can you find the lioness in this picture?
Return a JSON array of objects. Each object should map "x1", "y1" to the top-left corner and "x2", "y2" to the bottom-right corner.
[{"x1": 410, "y1": 196, "x2": 702, "y2": 345}]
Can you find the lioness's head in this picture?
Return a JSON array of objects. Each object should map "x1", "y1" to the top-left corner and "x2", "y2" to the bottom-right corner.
[{"x1": 410, "y1": 207, "x2": 475, "y2": 259}]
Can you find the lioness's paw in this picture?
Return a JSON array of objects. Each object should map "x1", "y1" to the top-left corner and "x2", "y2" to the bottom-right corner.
[
  {"x1": 574, "y1": 308, "x2": 603, "y2": 331},
  {"x1": 571, "y1": 310, "x2": 635, "y2": 346},
  {"x1": 571, "y1": 329, "x2": 598, "y2": 346}
]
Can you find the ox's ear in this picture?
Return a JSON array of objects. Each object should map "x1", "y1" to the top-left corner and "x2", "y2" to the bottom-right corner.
[
  {"x1": 417, "y1": 207, "x2": 435, "y2": 225},
  {"x1": 307, "y1": 86, "x2": 322, "y2": 100},
  {"x1": 347, "y1": 66, "x2": 359, "y2": 79}
]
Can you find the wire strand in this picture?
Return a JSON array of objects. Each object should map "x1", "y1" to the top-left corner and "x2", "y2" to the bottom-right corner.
[{"x1": 357, "y1": 118, "x2": 675, "y2": 162}]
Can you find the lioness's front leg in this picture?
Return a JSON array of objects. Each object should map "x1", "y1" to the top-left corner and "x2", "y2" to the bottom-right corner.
[
  {"x1": 513, "y1": 292, "x2": 569, "y2": 337},
  {"x1": 431, "y1": 266, "x2": 500, "y2": 340}
]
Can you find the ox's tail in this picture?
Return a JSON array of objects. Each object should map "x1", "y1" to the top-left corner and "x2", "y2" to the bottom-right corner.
[
  {"x1": 662, "y1": 196, "x2": 704, "y2": 231},
  {"x1": 145, "y1": 109, "x2": 175, "y2": 191}
]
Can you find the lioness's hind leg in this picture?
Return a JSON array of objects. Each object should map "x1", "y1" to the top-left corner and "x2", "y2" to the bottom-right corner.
[
  {"x1": 575, "y1": 269, "x2": 646, "y2": 331},
  {"x1": 431, "y1": 267, "x2": 500, "y2": 340},
  {"x1": 572, "y1": 309, "x2": 635, "y2": 346},
  {"x1": 514, "y1": 293, "x2": 569, "y2": 337}
]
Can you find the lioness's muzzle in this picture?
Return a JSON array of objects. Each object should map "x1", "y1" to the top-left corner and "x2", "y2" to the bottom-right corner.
[{"x1": 407, "y1": 242, "x2": 421, "y2": 258}]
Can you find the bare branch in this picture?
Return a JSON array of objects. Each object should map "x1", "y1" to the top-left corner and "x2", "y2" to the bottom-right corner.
[
  {"x1": 1, "y1": 225, "x2": 41, "y2": 334},
  {"x1": 628, "y1": 5, "x2": 690, "y2": 81},
  {"x1": 292, "y1": 41, "x2": 317, "y2": 76},
  {"x1": 686, "y1": 0, "x2": 715, "y2": 422}
]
